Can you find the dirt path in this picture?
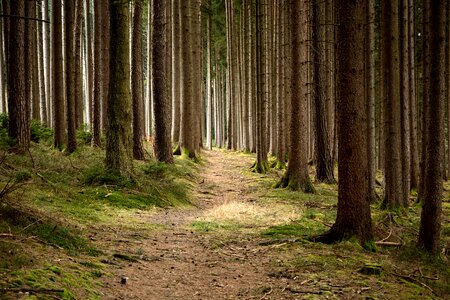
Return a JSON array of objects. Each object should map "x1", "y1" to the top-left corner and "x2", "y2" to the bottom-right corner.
[{"x1": 100, "y1": 150, "x2": 287, "y2": 300}]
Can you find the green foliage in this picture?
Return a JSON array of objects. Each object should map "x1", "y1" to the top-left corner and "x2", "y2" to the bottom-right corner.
[
  {"x1": 30, "y1": 120, "x2": 53, "y2": 143},
  {"x1": 191, "y1": 221, "x2": 238, "y2": 232},
  {"x1": 77, "y1": 127, "x2": 93, "y2": 145},
  {"x1": 82, "y1": 164, "x2": 136, "y2": 188}
]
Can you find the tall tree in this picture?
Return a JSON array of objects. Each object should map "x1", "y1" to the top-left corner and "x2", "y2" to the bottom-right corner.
[
  {"x1": 52, "y1": 0, "x2": 65, "y2": 149},
  {"x1": 132, "y1": 0, "x2": 145, "y2": 160},
  {"x1": 8, "y1": 0, "x2": 29, "y2": 149},
  {"x1": 65, "y1": 0, "x2": 77, "y2": 153},
  {"x1": 153, "y1": 0, "x2": 174, "y2": 163},
  {"x1": 276, "y1": 0, "x2": 314, "y2": 192},
  {"x1": 318, "y1": 0, "x2": 373, "y2": 247},
  {"x1": 92, "y1": 0, "x2": 102, "y2": 147},
  {"x1": 179, "y1": 0, "x2": 196, "y2": 159},
  {"x1": 311, "y1": 0, "x2": 335, "y2": 184},
  {"x1": 418, "y1": 0, "x2": 445, "y2": 254},
  {"x1": 381, "y1": 0, "x2": 405, "y2": 208},
  {"x1": 105, "y1": 0, "x2": 133, "y2": 176}
]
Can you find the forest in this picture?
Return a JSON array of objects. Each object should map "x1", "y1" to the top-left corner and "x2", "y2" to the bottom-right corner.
[{"x1": 0, "y1": 0, "x2": 449, "y2": 299}]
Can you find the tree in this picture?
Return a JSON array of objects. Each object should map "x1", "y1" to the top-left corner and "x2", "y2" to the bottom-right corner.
[
  {"x1": 418, "y1": 0, "x2": 445, "y2": 254},
  {"x1": 8, "y1": 0, "x2": 29, "y2": 149},
  {"x1": 105, "y1": 0, "x2": 133, "y2": 176},
  {"x1": 65, "y1": 0, "x2": 77, "y2": 153},
  {"x1": 276, "y1": 0, "x2": 314, "y2": 192},
  {"x1": 311, "y1": 0, "x2": 335, "y2": 184},
  {"x1": 153, "y1": 0, "x2": 174, "y2": 163},
  {"x1": 132, "y1": 0, "x2": 145, "y2": 160},
  {"x1": 52, "y1": 0, "x2": 65, "y2": 150},
  {"x1": 92, "y1": 0, "x2": 102, "y2": 147},
  {"x1": 381, "y1": 0, "x2": 405, "y2": 209},
  {"x1": 179, "y1": 0, "x2": 197, "y2": 159},
  {"x1": 317, "y1": 0, "x2": 373, "y2": 246}
]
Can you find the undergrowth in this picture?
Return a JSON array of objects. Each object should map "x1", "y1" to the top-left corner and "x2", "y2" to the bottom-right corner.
[{"x1": 0, "y1": 119, "x2": 197, "y2": 298}]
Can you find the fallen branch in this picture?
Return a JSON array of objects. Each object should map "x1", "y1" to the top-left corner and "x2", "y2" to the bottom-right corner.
[
  {"x1": 285, "y1": 287, "x2": 322, "y2": 295},
  {"x1": 375, "y1": 241, "x2": 402, "y2": 247},
  {"x1": 259, "y1": 287, "x2": 273, "y2": 300},
  {"x1": 390, "y1": 272, "x2": 437, "y2": 296}
]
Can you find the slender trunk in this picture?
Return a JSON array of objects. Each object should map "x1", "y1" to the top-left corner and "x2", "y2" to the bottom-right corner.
[
  {"x1": 52, "y1": 0, "x2": 64, "y2": 149},
  {"x1": 132, "y1": 0, "x2": 145, "y2": 160}
]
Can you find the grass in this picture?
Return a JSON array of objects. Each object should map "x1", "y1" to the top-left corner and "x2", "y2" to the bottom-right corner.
[{"x1": 0, "y1": 124, "x2": 198, "y2": 298}]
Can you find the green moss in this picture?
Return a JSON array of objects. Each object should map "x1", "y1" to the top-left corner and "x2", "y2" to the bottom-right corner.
[{"x1": 191, "y1": 221, "x2": 238, "y2": 232}]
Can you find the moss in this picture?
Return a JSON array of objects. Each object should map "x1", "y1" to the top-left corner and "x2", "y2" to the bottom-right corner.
[{"x1": 191, "y1": 221, "x2": 238, "y2": 232}]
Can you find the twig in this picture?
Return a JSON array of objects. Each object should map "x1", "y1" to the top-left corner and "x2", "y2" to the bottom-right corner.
[
  {"x1": 375, "y1": 241, "x2": 402, "y2": 246},
  {"x1": 390, "y1": 272, "x2": 437, "y2": 296},
  {"x1": 68, "y1": 157, "x2": 80, "y2": 170},
  {"x1": 379, "y1": 226, "x2": 393, "y2": 243},
  {"x1": 285, "y1": 287, "x2": 322, "y2": 295},
  {"x1": 259, "y1": 287, "x2": 273, "y2": 300},
  {"x1": 27, "y1": 148, "x2": 35, "y2": 169}
]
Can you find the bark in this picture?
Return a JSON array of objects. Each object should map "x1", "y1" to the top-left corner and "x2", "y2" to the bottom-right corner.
[
  {"x1": 400, "y1": 0, "x2": 411, "y2": 202},
  {"x1": 74, "y1": 0, "x2": 83, "y2": 128},
  {"x1": 92, "y1": 0, "x2": 102, "y2": 147},
  {"x1": 277, "y1": 0, "x2": 314, "y2": 192},
  {"x1": 101, "y1": 0, "x2": 110, "y2": 131},
  {"x1": 312, "y1": 0, "x2": 335, "y2": 184},
  {"x1": 65, "y1": 0, "x2": 77, "y2": 153},
  {"x1": 382, "y1": 0, "x2": 405, "y2": 209},
  {"x1": 52, "y1": 0, "x2": 64, "y2": 149},
  {"x1": 153, "y1": 0, "x2": 174, "y2": 163},
  {"x1": 319, "y1": 0, "x2": 373, "y2": 247},
  {"x1": 86, "y1": 0, "x2": 94, "y2": 128},
  {"x1": 29, "y1": 0, "x2": 39, "y2": 122},
  {"x1": 206, "y1": 1, "x2": 212, "y2": 150},
  {"x1": 180, "y1": 0, "x2": 196, "y2": 159},
  {"x1": 418, "y1": 0, "x2": 445, "y2": 254},
  {"x1": 252, "y1": 0, "x2": 269, "y2": 173},
  {"x1": 367, "y1": 0, "x2": 376, "y2": 201},
  {"x1": 8, "y1": 0, "x2": 29, "y2": 149},
  {"x1": 38, "y1": 1, "x2": 47, "y2": 124},
  {"x1": 172, "y1": 0, "x2": 181, "y2": 146},
  {"x1": 105, "y1": 0, "x2": 133, "y2": 176},
  {"x1": 132, "y1": 0, "x2": 145, "y2": 160}
]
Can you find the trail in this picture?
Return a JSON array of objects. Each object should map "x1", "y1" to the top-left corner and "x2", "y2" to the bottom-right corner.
[{"x1": 100, "y1": 150, "x2": 287, "y2": 300}]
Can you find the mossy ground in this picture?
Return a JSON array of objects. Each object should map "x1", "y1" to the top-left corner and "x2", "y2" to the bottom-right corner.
[
  {"x1": 0, "y1": 129, "x2": 196, "y2": 299},
  {"x1": 189, "y1": 150, "x2": 450, "y2": 299}
]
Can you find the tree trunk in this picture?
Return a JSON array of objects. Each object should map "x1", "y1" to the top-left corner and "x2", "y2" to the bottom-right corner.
[
  {"x1": 172, "y1": 0, "x2": 181, "y2": 147},
  {"x1": 153, "y1": 0, "x2": 174, "y2": 163},
  {"x1": 276, "y1": 0, "x2": 314, "y2": 192},
  {"x1": 132, "y1": 0, "x2": 145, "y2": 160},
  {"x1": 312, "y1": 0, "x2": 335, "y2": 184},
  {"x1": 106, "y1": 0, "x2": 133, "y2": 176},
  {"x1": 319, "y1": 0, "x2": 373, "y2": 247},
  {"x1": 101, "y1": 1, "x2": 110, "y2": 132},
  {"x1": 382, "y1": 0, "x2": 405, "y2": 209},
  {"x1": 92, "y1": 0, "x2": 102, "y2": 147},
  {"x1": 74, "y1": 0, "x2": 83, "y2": 128},
  {"x1": 367, "y1": 0, "x2": 376, "y2": 201},
  {"x1": 65, "y1": 0, "x2": 77, "y2": 153},
  {"x1": 8, "y1": 0, "x2": 29, "y2": 149},
  {"x1": 180, "y1": 0, "x2": 196, "y2": 159},
  {"x1": 52, "y1": 0, "x2": 64, "y2": 149},
  {"x1": 418, "y1": 0, "x2": 445, "y2": 254}
]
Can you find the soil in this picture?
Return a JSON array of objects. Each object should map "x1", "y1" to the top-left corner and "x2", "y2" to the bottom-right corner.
[
  {"x1": 99, "y1": 151, "x2": 288, "y2": 299},
  {"x1": 97, "y1": 150, "x2": 314, "y2": 300}
]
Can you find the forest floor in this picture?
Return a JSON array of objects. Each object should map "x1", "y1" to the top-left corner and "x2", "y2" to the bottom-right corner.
[
  {"x1": 0, "y1": 147, "x2": 449, "y2": 299},
  {"x1": 96, "y1": 150, "x2": 450, "y2": 300}
]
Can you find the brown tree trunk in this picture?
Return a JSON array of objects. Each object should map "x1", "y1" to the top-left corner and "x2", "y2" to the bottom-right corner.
[
  {"x1": 106, "y1": 0, "x2": 133, "y2": 176},
  {"x1": 52, "y1": 0, "x2": 64, "y2": 149},
  {"x1": 132, "y1": 0, "x2": 145, "y2": 160},
  {"x1": 312, "y1": 0, "x2": 335, "y2": 184},
  {"x1": 65, "y1": 0, "x2": 77, "y2": 153},
  {"x1": 180, "y1": 0, "x2": 196, "y2": 159},
  {"x1": 418, "y1": 0, "x2": 445, "y2": 254},
  {"x1": 8, "y1": 0, "x2": 29, "y2": 149},
  {"x1": 276, "y1": 0, "x2": 314, "y2": 192},
  {"x1": 92, "y1": 0, "x2": 102, "y2": 147},
  {"x1": 382, "y1": 0, "x2": 405, "y2": 209},
  {"x1": 74, "y1": 0, "x2": 83, "y2": 128},
  {"x1": 153, "y1": 0, "x2": 174, "y2": 163},
  {"x1": 319, "y1": 0, "x2": 373, "y2": 247},
  {"x1": 101, "y1": 1, "x2": 110, "y2": 132},
  {"x1": 172, "y1": 0, "x2": 181, "y2": 147}
]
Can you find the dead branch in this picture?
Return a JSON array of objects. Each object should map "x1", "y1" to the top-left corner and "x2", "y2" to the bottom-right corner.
[{"x1": 375, "y1": 241, "x2": 402, "y2": 247}]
